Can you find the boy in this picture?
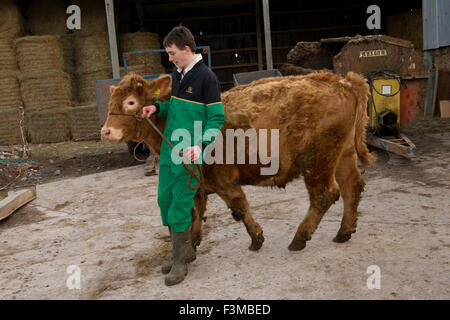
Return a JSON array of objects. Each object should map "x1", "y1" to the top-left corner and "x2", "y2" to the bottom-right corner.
[{"x1": 141, "y1": 26, "x2": 225, "y2": 286}]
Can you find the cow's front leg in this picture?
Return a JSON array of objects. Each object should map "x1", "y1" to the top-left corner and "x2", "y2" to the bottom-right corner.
[
  {"x1": 216, "y1": 187, "x2": 264, "y2": 251},
  {"x1": 191, "y1": 193, "x2": 208, "y2": 248}
]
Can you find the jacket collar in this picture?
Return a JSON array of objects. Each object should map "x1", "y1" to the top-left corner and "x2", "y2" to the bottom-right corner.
[{"x1": 177, "y1": 54, "x2": 203, "y2": 78}]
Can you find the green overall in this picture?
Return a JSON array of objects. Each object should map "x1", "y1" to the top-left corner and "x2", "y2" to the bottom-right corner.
[{"x1": 154, "y1": 61, "x2": 225, "y2": 232}]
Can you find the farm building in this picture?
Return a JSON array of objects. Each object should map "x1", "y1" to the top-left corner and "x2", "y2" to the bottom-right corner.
[{"x1": 0, "y1": 0, "x2": 448, "y2": 145}]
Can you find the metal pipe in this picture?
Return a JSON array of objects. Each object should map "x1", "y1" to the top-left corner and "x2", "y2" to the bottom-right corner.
[
  {"x1": 255, "y1": 0, "x2": 263, "y2": 70},
  {"x1": 105, "y1": 0, "x2": 120, "y2": 78},
  {"x1": 261, "y1": 0, "x2": 273, "y2": 70}
]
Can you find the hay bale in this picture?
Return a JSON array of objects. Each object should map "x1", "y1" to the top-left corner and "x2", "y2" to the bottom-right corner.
[
  {"x1": 26, "y1": 109, "x2": 71, "y2": 143},
  {"x1": 75, "y1": 67, "x2": 112, "y2": 104},
  {"x1": 73, "y1": 33, "x2": 112, "y2": 73},
  {"x1": 120, "y1": 64, "x2": 166, "y2": 77},
  {"x1": 15, "y1": 36, "x2": 64, "y2": 73},
  {"x1": 19, "y1": 70, "x2": 72, "y2": 112},
  {"x1": 72, "y1": 0, "x2": 107, "y2": 36},
  {"x1": 0, "y1": 38, "x2": 18, "y2": 72},
  {"x1": 0, "y1": 0, "x2": 23, "y2": 40},
  {"x1": 70, "y1": 105, "x2": 101, "y2": 141},
  {"x1": 59, "y1": 34, "x2": 75, "y2": 74},
  {"x1": 119, "y1": 32, "x2": 162, "y2": 66},
  {"x1": 0, "y1": 108, "x2": 22, "y2": 145},
  {"x1": 27, "y1": 0, "x2": 67, "y2": 36},
  {"x1": 0, "y1": 71, "x2": 21, "y2": 111}
]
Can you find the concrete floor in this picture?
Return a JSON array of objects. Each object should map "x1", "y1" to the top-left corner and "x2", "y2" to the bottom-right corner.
[{"x1": 0, "y1": 132, "x2": 449, "y2": 299}]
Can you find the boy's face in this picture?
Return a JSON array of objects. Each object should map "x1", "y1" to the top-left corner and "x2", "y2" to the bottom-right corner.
[{"x1": 165, "y1": 44, "x2": 194, "y2": 69}]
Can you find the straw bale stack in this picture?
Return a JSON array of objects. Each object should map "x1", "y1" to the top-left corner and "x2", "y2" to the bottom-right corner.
[
  {"x1": 72, "y1": 0, "x2": 107, "y2": 36},
  {"x1": 0, "y1": 0, "x2": 23, "y2": 40},
  {"x1": 27, "y1": 0, "x2": 67, "y2": 36},
  {"x1": 70, "y1": 105, "x2": 101, "y2": 141},
  {"x1": 0, "y1": 71, "x2": 21, "y2": 111},
  {"x1": 0, "y1": 109, "x2": 22, "y2": 145},
  {"x1": 73, "y1": 32, "x2": 112, "y2": 103},
  {"x1": 26, "y1": 109, "x2": 71, "y2": 143},
  {"x1": 15, "y1": 36, "x2": 64, "y2": 73},
  {"x1": 19, "y1": 70, "x2": 72, "y2": 112},
  {"x1": 119, "y1": 32, "x2": 162, "y2": 66},
  {"x1": 75, "y1": 67, "x2": 112, "y2": 104},
  {"x1": 73, "y1": 33, "x2": 111, "y2": 73},
  {"x1": 120, "y1": 63, "x2": 166, "y2": 77},
  {"x1": 59, "y1": 34, "x2": 75, "y2": 74},
  {"x1": 0, "y1": 37, "x2": 18, "y2": 72}
]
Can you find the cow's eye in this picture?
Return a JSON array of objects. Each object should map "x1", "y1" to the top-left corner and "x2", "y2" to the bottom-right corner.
[{"x1": 129, "y1": 101, "x2": 135, "y2": 105}]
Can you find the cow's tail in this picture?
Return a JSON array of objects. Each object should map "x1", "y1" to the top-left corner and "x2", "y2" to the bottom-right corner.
[{"x1": 345, "y1": 72, "x2": 377, "y2": 168}]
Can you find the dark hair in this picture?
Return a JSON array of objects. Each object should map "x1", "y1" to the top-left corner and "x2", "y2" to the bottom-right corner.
[{"x1": 163, "y1": 25, "x2": 196, "y2": 52}]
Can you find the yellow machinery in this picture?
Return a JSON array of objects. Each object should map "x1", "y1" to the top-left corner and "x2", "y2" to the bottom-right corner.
[
  {"x1": 368, "y1": 76, "x2": 401, "y2": 131},
  {"x1": 365, "y1": 71, "x2": 416, "y2": 158}
]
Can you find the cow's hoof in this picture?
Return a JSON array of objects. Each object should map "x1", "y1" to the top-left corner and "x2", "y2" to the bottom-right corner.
[
  {"x1": 249, "y1": 232, "x2": 264, "y2": 251},
  {"x1": 333, "y1": 233, "x2": 351, "y2": 243},
  {"x1": 288, "y1": 239, "x2": 306, "y2": 251},
  {"x1": 192, "y1": 235, "x2": 202, "y2": 248}
]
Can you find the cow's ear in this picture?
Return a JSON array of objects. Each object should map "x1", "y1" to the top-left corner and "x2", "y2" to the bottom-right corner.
[
  {"x1": 152, "y1": 75, "x2": 171, "y2": 96},
  {"x1": 110, "y1": 85, "x2": 118, "y2": 94}
]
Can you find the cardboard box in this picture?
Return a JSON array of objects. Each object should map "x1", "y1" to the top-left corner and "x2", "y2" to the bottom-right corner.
[{"x1": 440, "y1": 100, "x2": 450, "y2": 118}]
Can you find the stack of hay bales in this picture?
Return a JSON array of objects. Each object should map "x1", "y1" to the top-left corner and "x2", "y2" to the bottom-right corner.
[
  {"x1": 119, "y1": 32, "x2": 166, "y2": 77},
  {"x1": 0, "y1": 0, "x2": 23, "y2": 39},
  {"x1": 70, "y1": 0, "x2": 111, "y2": 141},
  {"x1": 15, "y1": 36, "x2": 72, "y2": 143},
  {"x1": 0, "y1": 0, "x2": 23, "y2": 145},
  {"x1": 70, "y1": 104, "x2": 101, "y2": 141},
  {"x1": 26, "y1": 0, "x2": 76, "y2": 101},
  {"x1": 73, "y1": 33, "x2": 112, "y2": 104},
  {"x1": 73, "y1": 0, "x2": 108, "y2": 36},
  {"x1": 120, "y1": 64, "x2": 166, "y2": 77},
  {"x1": 27, "y1": 0, "x2": 67, "y2": 36}
]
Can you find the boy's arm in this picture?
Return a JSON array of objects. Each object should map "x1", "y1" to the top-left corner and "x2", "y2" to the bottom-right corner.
[
  {"x1": 197, "y1": 72, "x2": 225, "y2": 150},
  {"x1": 154, "y1": 99, "x2": 171, "y2": 118}
]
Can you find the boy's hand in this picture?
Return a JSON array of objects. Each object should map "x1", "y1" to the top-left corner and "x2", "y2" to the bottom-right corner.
[
  {"x1": 141, "y1": 105, "x2": 157, "y2": 118},
  {"x1": 184, "y1": 146, "x2": 202, "y2": 162}
]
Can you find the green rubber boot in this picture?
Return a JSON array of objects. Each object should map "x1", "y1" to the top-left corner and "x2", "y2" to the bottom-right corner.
[
  {"x1": 165, "y1": 229, "x2": 190, "y2": 286},
  {"x1": 162, "y1": 227, "x2": 196, "y2": 274}
]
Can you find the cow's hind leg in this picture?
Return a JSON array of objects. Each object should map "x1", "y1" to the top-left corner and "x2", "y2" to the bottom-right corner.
[
  {"x1": 216, "y1": 185, "x2": 264, "y2": 251},
  {"x1": 288, "y1": 171, "x2": 340, "y2": 251},
  {"x1": 191, "y1": 193, "x2": 208, "y2": 248},
  {"x1": 333, "y1": 150, "x2": 365, "y2": 243}
]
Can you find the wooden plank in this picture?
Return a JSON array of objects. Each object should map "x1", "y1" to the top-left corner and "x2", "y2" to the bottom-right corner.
[
  {"x1": 271, "y1": 4, "x2": 365, "y2": 15},
  {"x1": 440, "y1": 100, "x2": 450, "y2": 118},
  {"x1": 148, "y1": 12, "x2": 253, "y2": 22},
  {"x1": 366, "y1": 132, "x2": 416, "y2": 159},
  {"x1": 0, "y1": 188, "x2": 36, "y2": 221},
  {"x1": 211, "y1": 63, "x2": 258, "y2": 70},
  {"x1": 211, "y1": 47, "x2": 257, "y2": 54}
]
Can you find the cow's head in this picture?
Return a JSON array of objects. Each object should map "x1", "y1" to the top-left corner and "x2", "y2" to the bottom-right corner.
[{"x1": 101, "y1": 74, "x2": 171, "y2": 143}]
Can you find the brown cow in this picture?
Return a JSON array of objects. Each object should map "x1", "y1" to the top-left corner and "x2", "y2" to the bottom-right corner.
[{"x1": 101, "y1": 71, "x2": 375, "y2": 252}]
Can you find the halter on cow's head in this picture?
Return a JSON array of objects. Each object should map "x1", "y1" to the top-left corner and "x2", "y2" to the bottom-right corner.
[{"x1": 101, "y1": 74, "x2": 171, "y2": 143}]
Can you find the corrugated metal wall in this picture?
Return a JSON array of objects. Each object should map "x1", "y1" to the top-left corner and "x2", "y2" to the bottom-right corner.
[{"x1": 423, "y1": 0, "x2": 450, "y2": 49}]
